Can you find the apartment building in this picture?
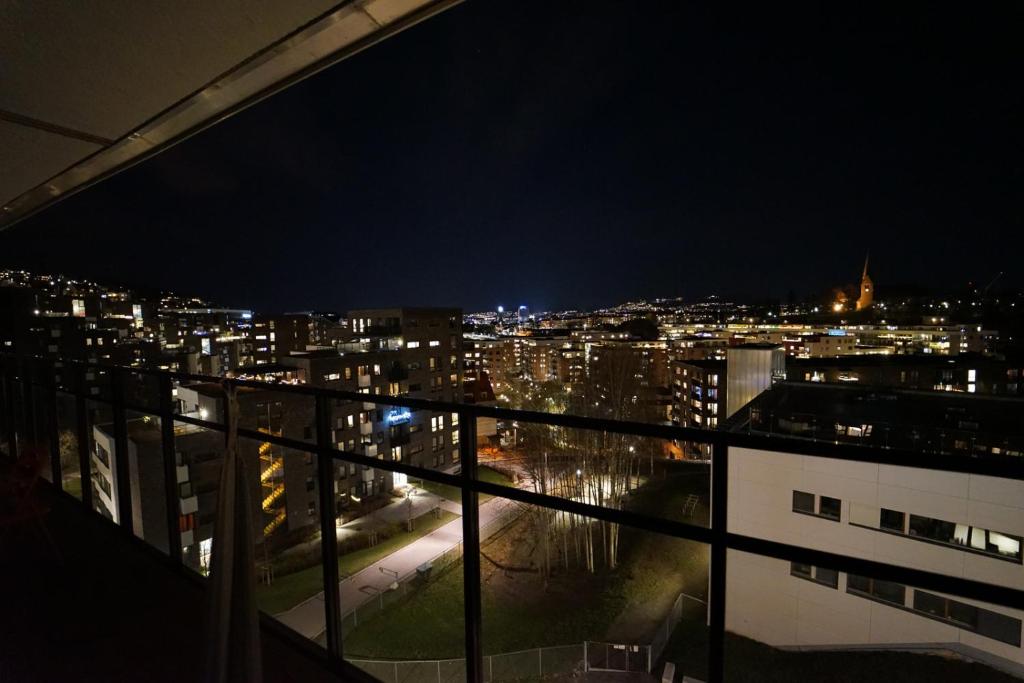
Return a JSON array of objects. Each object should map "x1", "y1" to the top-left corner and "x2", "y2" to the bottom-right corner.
[
  {"x1": 520, "y1": 337, "x2": 573, "y2": 383},
  {"x1": 93, "y1": 379, "x2": 327, "y2": 570},
  {"x1": 788, "y1": 353, "x2": 1024, "y2": 396},
  {"x1": 724, "y1": 383, "x2": 1024, "y2": 675},
  {"x1": 671, "y1": 359, "x2": 726, "y2": 431},
  {"x1": 463, "y1": 337, "x2": 519, "y2": 394},
  {"x1": 282, "y1": 307, "x2": 464, "y2": 487},
  {"x1": 588, "y1": 339, "x2": 672, "y2": 422}
]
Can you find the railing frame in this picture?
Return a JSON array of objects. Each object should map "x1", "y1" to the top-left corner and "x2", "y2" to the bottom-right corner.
[{"x1": 3, "y1": 352, "x2": 1024, "y2": 683}]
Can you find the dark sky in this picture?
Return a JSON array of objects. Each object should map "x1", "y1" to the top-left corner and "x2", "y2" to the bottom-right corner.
[{"x1": 3, "y1": 2, "x2": 1021, "y2": 313}]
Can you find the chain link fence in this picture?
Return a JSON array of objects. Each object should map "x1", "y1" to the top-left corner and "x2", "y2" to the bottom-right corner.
[
  {"x1": 346, "y1": 591, "x2": 695, "y2": 682},
  {"x1": 349, "y1": 643, "x2": 586, "y2": 683}
]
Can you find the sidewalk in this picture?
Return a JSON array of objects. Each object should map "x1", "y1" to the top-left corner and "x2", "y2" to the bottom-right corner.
[
  {"x1": 274, "y1": 494, "x2": 518, "y2": 639},
  {"x1": 277, "y1": 487, "x2": 460, "y2": 563}
]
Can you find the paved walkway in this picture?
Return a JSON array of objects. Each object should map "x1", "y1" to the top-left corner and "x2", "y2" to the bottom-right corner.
[
  {"x1": 275, "y1": 494, "x2": 519, "y2": 639},
  {"x1": 277, "y1": 487, "x2": 459, "y2": 562}
]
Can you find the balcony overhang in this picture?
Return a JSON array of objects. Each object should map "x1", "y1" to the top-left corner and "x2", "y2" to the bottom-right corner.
[{"x1": 0, "y1": 0, "x2": 460, "y2": 231}]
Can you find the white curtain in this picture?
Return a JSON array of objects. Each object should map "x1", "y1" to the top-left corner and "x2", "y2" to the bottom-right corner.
[{"x1": 204, "y1": 382, "x2": 262, "y2": 683}]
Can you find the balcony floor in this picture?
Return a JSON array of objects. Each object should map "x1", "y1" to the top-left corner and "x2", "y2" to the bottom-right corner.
[{"x1": 0, "y1": 482, "x2": 344, "y2": 682}]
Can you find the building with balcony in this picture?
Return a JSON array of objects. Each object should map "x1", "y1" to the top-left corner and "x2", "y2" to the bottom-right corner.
[{"x1": 282, "y1": 308, "x2": 464, "y2": 480}]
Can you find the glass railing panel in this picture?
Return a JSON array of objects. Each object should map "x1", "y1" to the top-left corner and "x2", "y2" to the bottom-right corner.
[
  {"x1": 480, "y1": 418, "x2": 711, "y2": 529},
  {"x1": 55, "y1": 391, "x2": 82, "y2": 499},
  {"x1": 339, "y1": 464, "x2": 466, "y2": 676},
  {"x1": 480, "y1": 495, "x2": 709, "y2": 682}
]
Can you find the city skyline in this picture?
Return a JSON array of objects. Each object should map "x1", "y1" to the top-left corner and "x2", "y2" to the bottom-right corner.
[{"x1": 1, "y1": 2, "x2": 1020, "y2": 312}]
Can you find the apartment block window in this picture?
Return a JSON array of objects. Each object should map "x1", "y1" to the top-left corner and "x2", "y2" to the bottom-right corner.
[
  {"x1": 344, "y1": 367, "x2": 352, "y2": 380},
  {"x1": 452, "y1": 430, "x2": 460, "y2": 446},
  {"x1": 792, "y1": 490, "x2": 815, "y2": 514},
  {"x1": 429, "y1": 340, "x2": 440, "y2": 347},
  {"x1": 407, "y1": 341, "x2": 420, "y2": 349},
  {"x1": 450, "y1": 412, "x2": 459, "y2": 427},
  {"x1": 429, "y1": 356, "x2": 439, "y2": 370},
  {"x1": 431, "y1": 416, "x2": 442, "y2": 433},
  {"x1": 307, "y1": 501, "x2": 316, "y2": 517},
  {"x1": 847, "y1": 574, "x2": 905, "y2": 606},
  {"x1": 904, "y1": 514, "x2": 1022, "y2": 562},
  {"x1": 306, "y1": 477, "x2": 315, "y2": 492},
  {"x1": 792, "y1": 490, "x2": 840, "y2": 521},
  {"x1": 790, "y1": 562, "x2": 838, "y2": 589},
  {"x1": 914, "y1": 591, "x2": 1022, "y2": 647},
  {"x1": 819, "y1": 496, "x2": 841, "y2": 521},
  {"x1": 880, "y1": 508, "x2": 906, "y2": 532}
]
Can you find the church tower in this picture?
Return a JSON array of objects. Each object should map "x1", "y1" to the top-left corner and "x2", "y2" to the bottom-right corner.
[{"x1": 855, "y1": 254, "x2": 873, "y2": 311}]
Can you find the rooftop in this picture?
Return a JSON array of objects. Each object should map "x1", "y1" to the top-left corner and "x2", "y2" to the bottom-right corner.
[{"x1": 727, "y1": 381, "x2": 1024, "y2": 455}]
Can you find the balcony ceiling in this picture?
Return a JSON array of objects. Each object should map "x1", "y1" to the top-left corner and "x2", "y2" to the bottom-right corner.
[{"x1": 0, "y1": 0, "x2": 458, "y2": 231}]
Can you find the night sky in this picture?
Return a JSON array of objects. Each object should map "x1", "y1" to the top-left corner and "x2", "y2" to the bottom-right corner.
[{"x1": 2, "y1": 2, "x2": 1021, "y2": 313}]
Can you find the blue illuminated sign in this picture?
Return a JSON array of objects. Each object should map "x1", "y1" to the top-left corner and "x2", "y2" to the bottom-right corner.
[
  {"x1": 387, "y1": 409, "x2": 411, "y2": 425},
  {"x1": 827, "y1": 329, "x2": 846, "y2": 336}
]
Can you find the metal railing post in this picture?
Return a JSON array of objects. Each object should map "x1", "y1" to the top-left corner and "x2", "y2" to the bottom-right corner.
[
  {"x1": 316, "y1": 393, "x2": 344, "y2": 662},
  {"x1": 47, "y1": 361, "x2": 61, "y2": 485},
  {"x1": 76, "y1": 367, "x2": 93, "y2": 510},
  {"x1": 110, "y1": 368, "x2": 133, "y2": 528},
  {"x1": 707, "y1": 435, "x2": 728, "y2": 683},
  {"x1": 22, "y1": 357, "x2": 36, "y2": 451},
  {"x1": 3, "y1": 361, "x2": 18, "y2": 461},
  {"x1": 459, "y1": 409, "x2": 482, "y2": 683},
  {"x1": 159, "y1": 374, "x2": 183, "y2": 562}
]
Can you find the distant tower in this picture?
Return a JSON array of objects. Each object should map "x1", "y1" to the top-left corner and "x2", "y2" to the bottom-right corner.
[{"x1": 855, "y1": 254, "x2": 873, "y2": 311}]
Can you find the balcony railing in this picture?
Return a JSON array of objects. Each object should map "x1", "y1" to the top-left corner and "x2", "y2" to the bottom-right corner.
[{"x1": 2, "y1": 352, "x2": 1024, "y2": 683}]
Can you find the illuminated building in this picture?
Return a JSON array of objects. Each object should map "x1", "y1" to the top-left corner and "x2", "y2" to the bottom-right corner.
[
  {"x1": 280, "y1": 308, "x2": 464, "y2": 492},
  {"x1": 856, "y1": 254, "x2": 874, "y2": 311}
]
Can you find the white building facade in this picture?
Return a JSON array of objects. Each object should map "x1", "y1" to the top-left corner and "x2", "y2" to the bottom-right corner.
[{"x1": 727, "y1": 446, "x2": 1024, "y2": 675}]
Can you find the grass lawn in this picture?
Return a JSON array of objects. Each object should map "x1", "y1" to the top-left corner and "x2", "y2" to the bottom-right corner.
[
  {"x1": 661, "y1": 619, "x2": 1019, "y2": 683},
  {"x1": 411, "y1": 465, "x2": 510, "y2": 504},
  {"x1": 257, "y1": 508, "x2": 458, "y2": 615},
  {"x1": 342, "y1": 472, "x2": 710, "y2": 660},
  {"x1": 61, "y1": 474, "x2": 83, "y2": 500}
]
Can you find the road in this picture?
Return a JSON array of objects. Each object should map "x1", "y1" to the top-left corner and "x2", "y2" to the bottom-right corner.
[{"x1": 274, "y1": 493, "x2": 520, "y2": 640}]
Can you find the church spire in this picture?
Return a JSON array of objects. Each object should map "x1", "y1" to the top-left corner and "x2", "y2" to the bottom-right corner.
[{"x1": 856, "y1": 253, "x2": 873, "y2": 311}]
